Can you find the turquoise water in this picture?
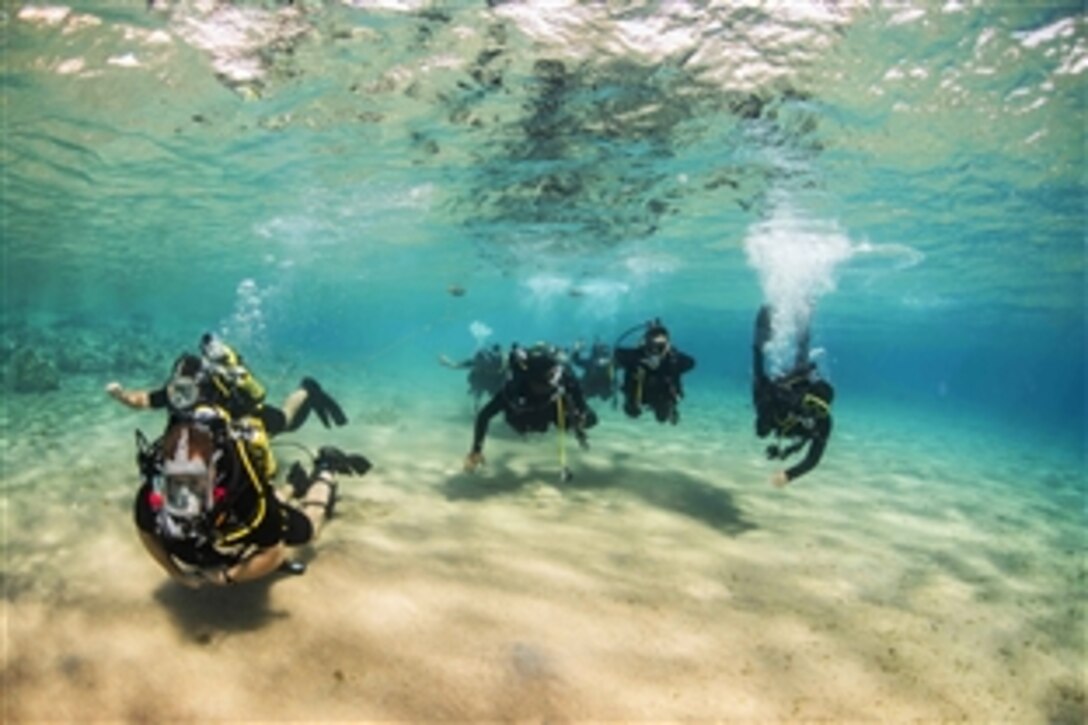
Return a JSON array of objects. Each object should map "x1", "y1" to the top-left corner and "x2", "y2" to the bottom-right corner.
[
  {"x1": 1, "y1": 2, "x2": 1085, "y2": 720},
  {"x1": 3, "y1": 3, "x2": 1083, "y2": 447}
]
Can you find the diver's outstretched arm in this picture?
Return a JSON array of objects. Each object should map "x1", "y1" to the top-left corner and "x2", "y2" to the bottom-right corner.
[
  {"x1": 782, "y1": 416, "x2": 832, "y2": 484},
  {"x1": 106, "y1": 382, "x2": 153, "y2": 409},
  {"x1": 439, "y1": 354, "x2": 471, "y2": 369}
]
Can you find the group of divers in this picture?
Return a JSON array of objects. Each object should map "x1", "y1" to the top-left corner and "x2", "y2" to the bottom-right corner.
[{"x1": 105, "y1": 305, "x2": 834, "y2": 589}]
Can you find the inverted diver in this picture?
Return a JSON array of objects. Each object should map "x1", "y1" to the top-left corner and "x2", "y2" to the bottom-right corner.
[{"x1": 752, "y1": 305, "x2": 834, "y2": 487}]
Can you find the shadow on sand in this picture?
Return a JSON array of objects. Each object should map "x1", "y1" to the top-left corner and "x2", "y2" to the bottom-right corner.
[
  {"x1": 153, "y1": 574, "x2": 293, "y2": 640},
  {"x1": 442, "y1": 448, "x2": 755, "y2": 537}
]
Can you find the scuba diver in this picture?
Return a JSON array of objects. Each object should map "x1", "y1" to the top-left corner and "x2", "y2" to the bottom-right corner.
[
  {"x1": 106, "y1": 332, "x2": 347, "y2": 477},
  {"x1": 752, "y1": 304, "x2": 834, "y2": 487},
  {"x1": 614, "y1": 319, "x2": 696, "y2": 424},
  {"x1": 438, "y1": 343, "x2": 508, "y2": 408},
  {"x1": 463, "y1": 342, "x2": 598, "y2": 482},
  {"x1": 133, "y1": 404, "x2": 371, "y2": 588},
  {"x1": 570, "y1": 339, "x2": 615, "y2": 402}
]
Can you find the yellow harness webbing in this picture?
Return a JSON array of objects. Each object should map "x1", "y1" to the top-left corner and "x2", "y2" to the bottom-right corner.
[
  {"x1": 802, "y1": 393, "x2": 831, "y2": 416},
  {"x1": 218, "y1": 437, "x2": 268, "y2": 544},
  {"x1": 556, "y1": 395, "x2": 567, "y2": 471}
]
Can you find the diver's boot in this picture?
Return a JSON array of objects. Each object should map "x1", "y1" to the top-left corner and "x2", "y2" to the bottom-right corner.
[
  {"x1": 287, "y1": 461, "x2": 311, "y2": 499},
  {"x1": 318, "y1": 477, "x2": 339, "y2": 520},
  {"x1": 308, "y1": 446, "x2": 373, "y2": 520}
]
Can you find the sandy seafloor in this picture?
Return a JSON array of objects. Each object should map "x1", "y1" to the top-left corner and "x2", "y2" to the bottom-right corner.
[{"x1": 2, "y1": 365, "x2": 1084, "y2": 723}]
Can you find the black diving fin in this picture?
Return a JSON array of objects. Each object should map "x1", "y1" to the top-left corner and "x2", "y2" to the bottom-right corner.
[{"x1": 300, "y1": 377, "x2": 348, "y2": 427}]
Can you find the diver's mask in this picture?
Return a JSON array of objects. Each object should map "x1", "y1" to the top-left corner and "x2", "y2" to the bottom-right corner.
[
  {"x1": 646, "y1": 335, "x2": 669, "y2": 356},
  {"x1": 166, "y1": 375, "x2": 200, "y2": 410},
  {"x1": 154, "y1": 453, "x2": 220, "y2": 541},
  {"x1": 642, "y1": 336, "x2": 669, "y2": 369}
]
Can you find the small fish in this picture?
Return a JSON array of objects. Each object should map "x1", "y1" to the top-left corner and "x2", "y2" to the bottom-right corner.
[{"x1": 448, "y1": 284, "x2": 466, "y2": 297}]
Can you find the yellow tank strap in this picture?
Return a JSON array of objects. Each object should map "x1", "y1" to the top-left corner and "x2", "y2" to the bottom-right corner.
[
  {"x1": 221, "y1": 344, "x2": 240, "y2": 367},
  {"x1": 210, "y1": 375, "x2": 230, "y2": 398},
  {"x1": 237, "y1": 415, "x2": 277, "y2": 479},
  {"x1": 235, "y1": 371, "x2": 266, "y2": 404},
  {"x1": 556, "y1": 395, "x2": 567, "y2": 470},
  {"x1": 802, "y1": 393, "x2": 831, "y2": 416},
  {"x1": 218, "y1": 437, "x2": 268, "y2": 544}
]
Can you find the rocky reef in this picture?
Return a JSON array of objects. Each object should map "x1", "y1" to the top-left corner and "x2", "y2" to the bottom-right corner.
[{"x1": 1, "y1": 316, "x2": 171, "y2": 395}]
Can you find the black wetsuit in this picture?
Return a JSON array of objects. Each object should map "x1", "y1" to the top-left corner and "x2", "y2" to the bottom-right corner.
[
  {"x1": 134, "y1": 435, "x2": 312, "y2": 568},
  {"x1": 461, "y1": 350, "x2": 507, "y2": 400},
  {"x1": 470, "y1": 365, "x2": 597, "y2": 455},
  {"x1": 571, "y1": 347, "x2": 615, "y2": 401},
  {"x1": 752, "y1": 305, "x2": 833, "y2": 482},
  {"x1": 614, "y1": 345, "x2": 696, "y2": 423}
]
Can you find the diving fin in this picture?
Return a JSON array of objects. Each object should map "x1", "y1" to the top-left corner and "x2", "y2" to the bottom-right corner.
[
  {"x1": 346, "y1": 453, "x2": 372, "y2": 476},
  {"x1": 314, "y1": 446, "x2": 371, "y2": 477},
  {"x1": 300, "y1": 377, "x2": 348, "y2": 428},
  {"x1": 323, "y1": 393, "x2": 347, "y2": 427},
  {"x1": 313, "y1": 402, "x2": 331, "y2": 428}
]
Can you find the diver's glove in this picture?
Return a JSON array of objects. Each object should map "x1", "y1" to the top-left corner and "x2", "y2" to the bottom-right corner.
[
  {"x1": 314, "y1": 446, "x2": 372, "y2": 476},
  {"x1": 300, "y1": 377, "x2": 348, "y2": 427},
  {"x1": 464, "y1": 450, "x2": 485, "y2": 473}
]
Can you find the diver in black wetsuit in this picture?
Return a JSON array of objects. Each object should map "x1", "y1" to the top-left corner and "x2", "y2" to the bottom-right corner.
[
  {"x1": 570, "y1": 339, "x2": 615, "y2": 402},
  {"x1": 107, "y1": 333, "x2": 348, "y2": 480},
  {"x1": 614, "y1": 320, "x2": 696, "y2": 424},
  {"x1": 439, "y1": 344, "x2": 507, "y2": 408},
  {"x1": 752, "y1": 305, "x2": 834, "y2": 487},
  {"x1": 463, "y1": 343, "x2": 597, "y2": 480},
  {"x1": 133, "y1": 406, "x2": 370, "y2": 589},
  {"x1": 107, "y1": 333, "x2": 346, "y2": 435}
]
